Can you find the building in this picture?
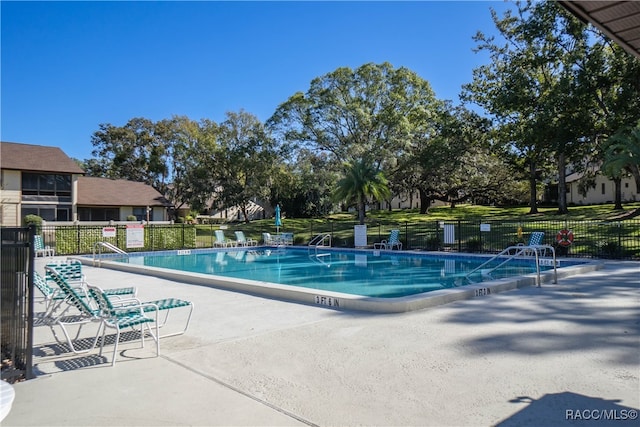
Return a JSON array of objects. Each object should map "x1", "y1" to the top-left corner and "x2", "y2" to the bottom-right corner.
[
  {"x1": 566, "y1": 169, "x2": 638, "y2": 205},
  {"x1": 1, "y1": 141, "x2": 172, "y2": 226}
]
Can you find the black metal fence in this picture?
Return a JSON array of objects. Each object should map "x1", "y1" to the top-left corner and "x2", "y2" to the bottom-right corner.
[
  {"x1": 309, "y1": 219, "x2": 640, "y2": 260},
  {"x1": 1, "y1": 226, "x2": 35, "y2": 382},
  {"x1": 39, "y1": 219, "x2": 640, "y2": 260}
]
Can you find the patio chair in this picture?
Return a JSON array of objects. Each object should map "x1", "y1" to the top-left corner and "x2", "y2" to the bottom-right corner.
[
  {"x1": 214, "y1": 230, "x2": 236, "y2": 247},
  {"x1": 46, "y1": 260, "x2": 137, "y2": 299},
  {"x1": 45, "y1": 265, "x2": 193, "y2": 364},
  {"x1": 235, "y1": 231, "x2": 257, "y2": 246},
  {"x1": 262, "y1": 232, "x2": 279, "y2": 245},
  {"x1": 280, "y1": 232, "x2": 294, "y2": 245},
  {"x1": 34, "y1": 235, "x2": 55, "y2": 257},
  {"x1": 43, "y1": 266, "x2": 105, "y2": 355},
  {"x1": 373, "y1": 229, "x2": 403, "y2": 250},
  {"x1": 517, "y1": 231, "x2": 547, "y2": 256},
  {"x1": 34, "y1": 271, "x2": 72, "y2": 321},
  {"x1": 86, "y1": 283, "x2": 160, "y2": 366}
]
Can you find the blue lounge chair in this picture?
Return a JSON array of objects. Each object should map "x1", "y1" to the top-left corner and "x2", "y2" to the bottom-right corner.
[
  {"x1": 235, "y1": 231, "x2": 257, "y2": 246},
  {"x1": 34, "y1": 235, "x2": 55, "y2": 257},
  {"x1": 214, "y1": 230, "x2": 236, "y2": 247},
  {"x1": 374, "y1": 229, "x2": 402, "y2": 250}
]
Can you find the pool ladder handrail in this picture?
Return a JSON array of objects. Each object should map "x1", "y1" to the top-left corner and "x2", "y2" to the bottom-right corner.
[
  {"x1": 308, "y1": 233, "x2": 332, "y2": 248},
  {"x1": 93, "y1": 241, "x2": 129, "y2": 267},
  {"x1": 308, "y1": 233, "x2": 332, "y2": 266},
  {"x1": 465, "y1": 244, "x2": 557, "y2": 287}
]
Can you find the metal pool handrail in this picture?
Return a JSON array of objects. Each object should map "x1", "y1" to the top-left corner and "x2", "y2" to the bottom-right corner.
[
  {"x1": 465, "y1": 244, "x2": 557, "y2": 287},
  {"x1": 93, "y1": 241, "x2": 129, "y2": 267},
  {"x1": 309, "y1": 233, "x2": 332, "y2": 248}
]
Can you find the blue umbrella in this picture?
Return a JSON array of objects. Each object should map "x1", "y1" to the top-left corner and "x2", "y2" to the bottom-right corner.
[{"x1": 274, "y1": 204, "x2": 282, "y2": 233}]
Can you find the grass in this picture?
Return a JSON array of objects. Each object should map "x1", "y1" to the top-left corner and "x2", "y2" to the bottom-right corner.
[
  {"x1": 361, "y1": 202, "x2": 640, "y2": 222},
  {"x1": 195, "y1": 202, "x2": 640, "y2": 258}
]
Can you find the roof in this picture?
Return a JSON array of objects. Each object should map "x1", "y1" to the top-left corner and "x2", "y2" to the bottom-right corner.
[
  {"x1": 558, "y1": 1, "x2": 640, "y2": 58},
  {"x1": 0, "y1": 141, "x2": 85, "y2": 174},
  {"x1": 77, "y1": 176, "x2": 173, "y2": 207}
]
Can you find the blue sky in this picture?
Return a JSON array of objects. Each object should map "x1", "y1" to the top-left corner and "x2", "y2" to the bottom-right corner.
[{"x1": 1, "y1": 1, "x2": 512, "y2": 161}]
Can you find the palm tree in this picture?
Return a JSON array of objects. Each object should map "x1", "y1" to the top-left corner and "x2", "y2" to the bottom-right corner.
[{"x1": 333, "y1": 157, "x2": 391, "y2": 225}]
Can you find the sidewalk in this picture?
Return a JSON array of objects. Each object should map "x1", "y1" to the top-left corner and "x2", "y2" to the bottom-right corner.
[{"x1": 3, "y1": 259, "x2": 639, "y2": 426}]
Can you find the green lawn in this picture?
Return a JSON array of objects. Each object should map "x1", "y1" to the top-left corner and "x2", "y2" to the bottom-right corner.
[
  {"x1": 195, "y1": 202, "x2": 640, "y2": 259},
  {"x1": 362, "y1": 202, "x2": 640, "y2": 222}
]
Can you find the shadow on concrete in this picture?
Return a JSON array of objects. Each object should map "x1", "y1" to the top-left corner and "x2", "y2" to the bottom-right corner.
[
  {"x1": 496, "y1": 391, "x2": 639, "y2": 426},
  {"x1": 440, "y1": 265, "x2": 640, "y2": 365}
]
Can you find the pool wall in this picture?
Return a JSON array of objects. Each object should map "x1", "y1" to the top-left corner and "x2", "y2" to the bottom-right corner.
[{"x1": 73, "y1": 249, "x2": 604, "y2": 313}]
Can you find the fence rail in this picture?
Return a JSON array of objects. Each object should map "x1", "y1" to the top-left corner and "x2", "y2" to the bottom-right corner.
[{"x1": 37, "y1": 219, "x2": 640, "y2": 260}]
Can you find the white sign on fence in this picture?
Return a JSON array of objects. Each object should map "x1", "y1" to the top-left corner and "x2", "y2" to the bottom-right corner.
[
  {"x1": 480, "y1": 223, "x2": 491, "y2": 232},
  {"x1": 102, "y1": 227, "x2": 116, "y2": 238},
  {"x1": 354, "y1": 225, "x2": 367, "y2": 248},
  {"x1": 126, "y1": 224, "x2": 144, "y2": 248}
]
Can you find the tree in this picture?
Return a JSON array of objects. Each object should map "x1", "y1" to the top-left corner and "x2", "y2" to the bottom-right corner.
[
  {"x1": 268, "y1": 62, "x2": 437, "y2": 170},
  {"x1": 211, "y1": 110, "x2": 279, "y2": 222},
  {"x1": 165, "y1": 116, "x2": 220, "y2": 215},
  {"x1": 89, "y1": 117, "x2": 171, "y2": 193},
  {"x1": 270, "y1": 149, "x2": 339, "y2": 218},
  {"x1": 584, "y1": 42, "x2": 640, "y2": 210},
  {"x1": 601, "y1": 122, "x2": 640, "y2": 209},
  {"x1": 333, "y1": 157, "x2": 391, "y2": 225},
  {"x1": 462, "y1": 0, "x2": 594, "y2": 214}
]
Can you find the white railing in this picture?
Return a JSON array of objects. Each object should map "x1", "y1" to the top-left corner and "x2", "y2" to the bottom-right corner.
[
  {"x1": 93, "y1": 242, "x2": 129, "y2": 267},
  {"x1": 465, "y1": 244, "x2": 557, "y2": 287},
  {"x1": 308, "y1": 233, "x2": 332, "y2": 248}
]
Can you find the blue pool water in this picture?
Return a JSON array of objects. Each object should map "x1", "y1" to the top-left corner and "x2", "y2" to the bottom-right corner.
[{"x1": 118, "y1": 248, "x2": 569, "y2": 298}]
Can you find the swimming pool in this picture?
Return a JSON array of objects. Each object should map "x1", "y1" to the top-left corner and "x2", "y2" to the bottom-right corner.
[{"x1": 79, "y1": 247, "x2": 601, "y2": 313}]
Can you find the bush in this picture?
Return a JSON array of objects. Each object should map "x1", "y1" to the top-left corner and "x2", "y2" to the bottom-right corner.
[
  {"x1": 425, "y1": 236, "x2": 441, "y2": 251},
  {"x1": 597, "y1": 241, "x2": 620, "y2": 258},
  {"x1": 23, "y1": 214, "x2": 43, "y2": 233},
  {"x1": 466, "y1": 237, "x2": 482, "y2": 253},
  {"x1": 126, "y1": 215, "x2": 137, "y2": 221}
]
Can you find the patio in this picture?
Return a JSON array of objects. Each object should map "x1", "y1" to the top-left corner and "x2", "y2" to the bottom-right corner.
[{"x1": 3, "y1": 258, "x2": 639, "y2": 426}]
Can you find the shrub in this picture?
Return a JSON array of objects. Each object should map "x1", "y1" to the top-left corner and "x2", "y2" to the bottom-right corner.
[
  {"x1": 23, "y1": 214, "x2": 43, "y2": 233},
  {"x1": 597, "y1": 241, "x2": 620, "y2": 258},
  {"x1": 466, "y1": 237, "x2": 482, "y2": 253},
  {"x1": 126, "y1": 215, "x2": 137, "y2": 221},
  {"x1": 425, "y1": 236, "x2": 441, "y2": 251}
]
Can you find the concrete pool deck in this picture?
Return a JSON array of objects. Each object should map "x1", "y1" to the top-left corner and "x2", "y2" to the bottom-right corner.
[{"x1": 3, "y1": 258, "x2": 639, "y2": 426}]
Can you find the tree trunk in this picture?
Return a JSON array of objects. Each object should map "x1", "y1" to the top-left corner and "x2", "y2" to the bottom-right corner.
[
  {"x1": 557, "y1": 152, "x2": 568, "y2": 214},
  {"x1": 629, "y1": 164, "x2": 640, "y2": 194},
  {"x1": 419, "y1": 188, "x2": 431, "y2": 214},
  {"x1": 528, "y1": 160, "x2": 539, "y2": 214},
  {"x1": 240, "y1": 204, "x2": 250, "y2": 223},
  {"x1": 614, "y1": 177, "x2": 623, "y2": 210},
  {"x1": 358, "y1": 198, "x2": 366, "y2": 225}
]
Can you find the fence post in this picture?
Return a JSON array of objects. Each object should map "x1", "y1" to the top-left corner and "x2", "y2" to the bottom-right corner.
[{"x1": 405, "y1": 222, "x2": 409, "y2": 250}]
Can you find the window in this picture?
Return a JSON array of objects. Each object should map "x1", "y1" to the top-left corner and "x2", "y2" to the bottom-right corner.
[
  {"x1": 56, "y1": 208, "x2": 70, "y2": 222},
  {"x1": 22, "y1": 205, "x2": 72, "y2": 222},
  {"x1": 601, "y1": 183, "x2": 606, "y2": 195},
  {"x1": 21, "y1": 173, "x2": 72, "y2": 196},
  {"x1": 78, "y1": 207, "x2": 120, "y2": 221},
  {"x1": 132, "y1": 207, "x2": 147, "y2": 221}
]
